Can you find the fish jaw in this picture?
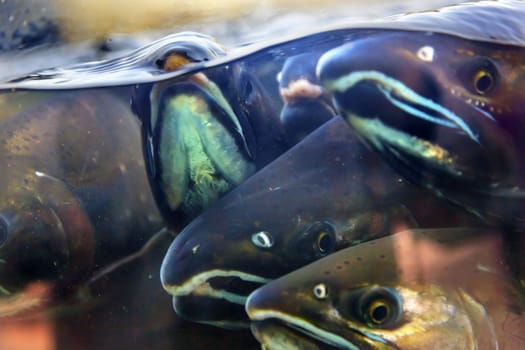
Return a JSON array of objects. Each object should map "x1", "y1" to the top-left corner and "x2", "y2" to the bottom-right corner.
[{"x1": 251, "y1": 319, "x2": 339, "y2": 350}]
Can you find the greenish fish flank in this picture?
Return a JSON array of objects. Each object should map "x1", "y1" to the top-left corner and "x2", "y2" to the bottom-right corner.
[
  {"x1": 0, "y1": 91, "x2": 163, "y2": 315},
  {"x1": 161, "y1": 117, "x2": 485, "y2": 329},
  {"x1": 247, "y1": 227, "x2": 525, "y2": 350},
  {"x1": 317, "y1": 0, "x2": 525, "y2": 228},
  {"x1": 133, "y1": 36, "x2": 289, "y2": 226}
]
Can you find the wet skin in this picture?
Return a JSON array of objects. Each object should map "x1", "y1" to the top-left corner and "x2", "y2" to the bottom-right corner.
[
  {"x1": 247, "y1": 227, "x2": 525, "y2": 350},
  {"x1": 317, "y1": 30, "x2": 525, "y2": 228},
  {"x1": 0, "y1": 91, "x2": 163, "y2": 307},
  {"x1": 133, "y1": 39, "x2": 289, "y2": 227},
  {"x1": 131, "y1": 30, "x2": 386, "y2": 228},
  {"x1": 160, "y1": 117, "x2": 484, "y2": 328}
]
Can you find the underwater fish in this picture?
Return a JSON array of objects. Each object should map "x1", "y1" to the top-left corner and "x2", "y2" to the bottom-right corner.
[
  {"x1": 0, "y1": 91, "x2": 163, "y2": 314},
  {"x1": 317, "y1": 0, "x2": 525, "y2": 228},
  {"x1": 133, "y1": 36, "x2": 291, "y2": 226},
  {"x1": 247, "y1": 227, "x2": 525, "y2": 350},
  {"x1": 160, "y1": 117, "x2": 484, "y2": 329}
]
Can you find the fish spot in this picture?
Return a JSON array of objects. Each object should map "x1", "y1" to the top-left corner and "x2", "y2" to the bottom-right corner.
[
  {"x1": 191, "y1": 244, "x2": 200, "y2": 254},
  {"x1": 324, "y1": 270, "x2": 331, "y2": 276},
  {"x1": 344, "y1": 260, "x2": 349, "y2": 265},
  {"x1": 356, "y1": 256, "x2": 363, "y2": 261},
  {"x1": 336, "y1": 266, "x2": 342, "y2": 270},
  {"x1": 379, "y1": 254, "x2": 386, "y2": 259},
  {"x1": 417, "y1": 46, "x2": 434, "y2": 62}
]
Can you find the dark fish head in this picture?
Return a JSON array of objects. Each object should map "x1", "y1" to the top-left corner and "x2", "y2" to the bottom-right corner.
[
  {"x1": 279, "y1": 52, "x2": 337, "y2": 145},
  {"x1": 318, "y1": 31, "x2": 525, "y2": 224},
  {"x1": 160, "y1": 189, "x2": 348, "y2": 329},
  {"x1": 247, "y1": 228, "x2": 515, "y2": 349},
  {"x1": 0, "y1": 159, "x2": 94, "y2": 296},
  {"x1": 159, "y1": 118, "x2": 430, "y2": 329}
]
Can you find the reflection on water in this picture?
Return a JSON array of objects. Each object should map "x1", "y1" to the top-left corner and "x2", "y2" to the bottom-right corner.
[{"x1": 0, "y1": 1, "x2": 523, "y2": 349}]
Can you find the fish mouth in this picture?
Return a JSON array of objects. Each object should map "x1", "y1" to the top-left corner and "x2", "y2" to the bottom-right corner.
[
  {"x1": 247, "y1": 309, "x2": 365, "y2": 350},
  {"x1": 322, "y1": 70, "x2": 477, "y2": 178},
  {"x1": 324, "y1": 70, "x2": 479, "y2": 142},
  {"x1": 251, "y1": 319, "x2": 340, "y2": 350},
  {"x1": 163, "y1": 269, "x2": 270, "y2": 326}
]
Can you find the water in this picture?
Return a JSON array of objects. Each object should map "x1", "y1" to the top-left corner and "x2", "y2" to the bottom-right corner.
[{"x1": 0, "y1": 1, "x2": 523, "y2": 349}]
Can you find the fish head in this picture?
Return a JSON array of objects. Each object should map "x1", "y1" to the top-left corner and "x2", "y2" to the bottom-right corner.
[
  {"x1": 318, "y1": 31, "x2": 525, "y2": 223},
  {"x1": 0, "y1": 159, "x2": 94, "y2": 296},
  {"x1": 247, "y1": 228, "x2": 511, "y2": 349},
  {"x1": 159, "y1": 187, "x2": 347, "y2": 329},
  {"x1": 159, "y1": 118, "x2": 420, "y2": 329}
]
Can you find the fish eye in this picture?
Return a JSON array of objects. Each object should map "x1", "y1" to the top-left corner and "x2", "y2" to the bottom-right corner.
[
  {"x1": 313, "y1": 283, "x2": 328, "y2": 299},
  {"x1": 473, "y1": 69, "x2": 493, "y2": 95},
  {"x1": 156, "y1": 52, "x2": 192, "y2": 71},
  {"x1": 251, "y1": 231, "x2": 274, "y2": 249},
  {"x1": 317, "y1": 230, "x2": 334, "y2": 254},
  {"x1": 357, "y1": 287, "x2": 402, "y2": 329},
  {"x1": 459, "y1": 57, "x2": 498, "y2": 95},
  {"x1": 313, "y1": 222, "x2": 336, "y2": 256}
]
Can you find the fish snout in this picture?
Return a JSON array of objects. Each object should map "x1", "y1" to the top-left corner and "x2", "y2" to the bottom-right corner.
[
  {"x1": 245, "y1": 279, "x2": 289, "y2": 321},
  {"x1": 160, "y1": 234, "x2": 203, "y2": 291}
]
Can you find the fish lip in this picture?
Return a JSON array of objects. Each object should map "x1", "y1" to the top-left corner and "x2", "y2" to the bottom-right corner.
[
  {"x1": 248, "y1": 308, "x2": 401, "y2": 350},
  {"x1": 322, "y1": 70, "x2": 480, "y2": 143},
  {"x1": 251, "y1": 319, "x2": 340, "y2": 350},
  {"x1": 248, "y1": 309, "x2": 361, "y2": 350},
  {"x1": 172, "y1": 295, "x2": 251, "y2": 329},
  {"x1": 163, "y1": 269, "x2": 271, "y2": 305}
]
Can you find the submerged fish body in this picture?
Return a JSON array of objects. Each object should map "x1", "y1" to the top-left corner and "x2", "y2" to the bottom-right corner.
[
  {"x1": 132, "y1": 35, "x2": 292, "y2": 226},
  {"x1": 317, "y1": 1, "x2": 525, "y2": 227},
  {"x1": 247, "y1": 227, "x2": 525, "y2": 350},
  {"x1": 160, "y1": 117, "x2": 485, "y2": 328},
  {"x1": 0, "y1": 91, "x2": 163, "y2": 307}
]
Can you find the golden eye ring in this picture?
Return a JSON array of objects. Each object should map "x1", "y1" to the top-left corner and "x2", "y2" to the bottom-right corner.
[
  {"x1": 367, "y1": 300, "x2": 391, "y2": 325},
  {"x1": 317, "y1": 231, "x2": 331, "y2": 253},
  {"x1": 473, "y1": 69, "x2": 493, "y2": 94}
]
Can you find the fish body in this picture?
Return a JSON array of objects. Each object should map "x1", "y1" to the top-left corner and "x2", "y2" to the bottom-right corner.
[
  {"x1": 247, "y1": 227, "x2": 525, "y2": 349},
  {"x1": 317, "y1": 0, "x2": 525, "y2": 227},
  {"x1": 160, "y1": 117, "x2": 484, "y2": 328},
  {"x1": 0, "y1": 91, "x2": 163, "y2": 307},
  {"x1": 133, "y1": 36, "x2": 291, "y2": 227}
]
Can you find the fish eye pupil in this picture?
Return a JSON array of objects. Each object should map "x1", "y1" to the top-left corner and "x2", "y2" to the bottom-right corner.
[
  {"x1": 370, "y1": 302, "x2": 389, "y2": 324},
  {"x1": 317, "y1": 232, "x2": 333, "y2": 253},
  {"x1": 474, "y1": 70, "x2": 493, "y2": 94},
  {"x1": 355, "y1": 287, "x2": 401, "y2": 329}
]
